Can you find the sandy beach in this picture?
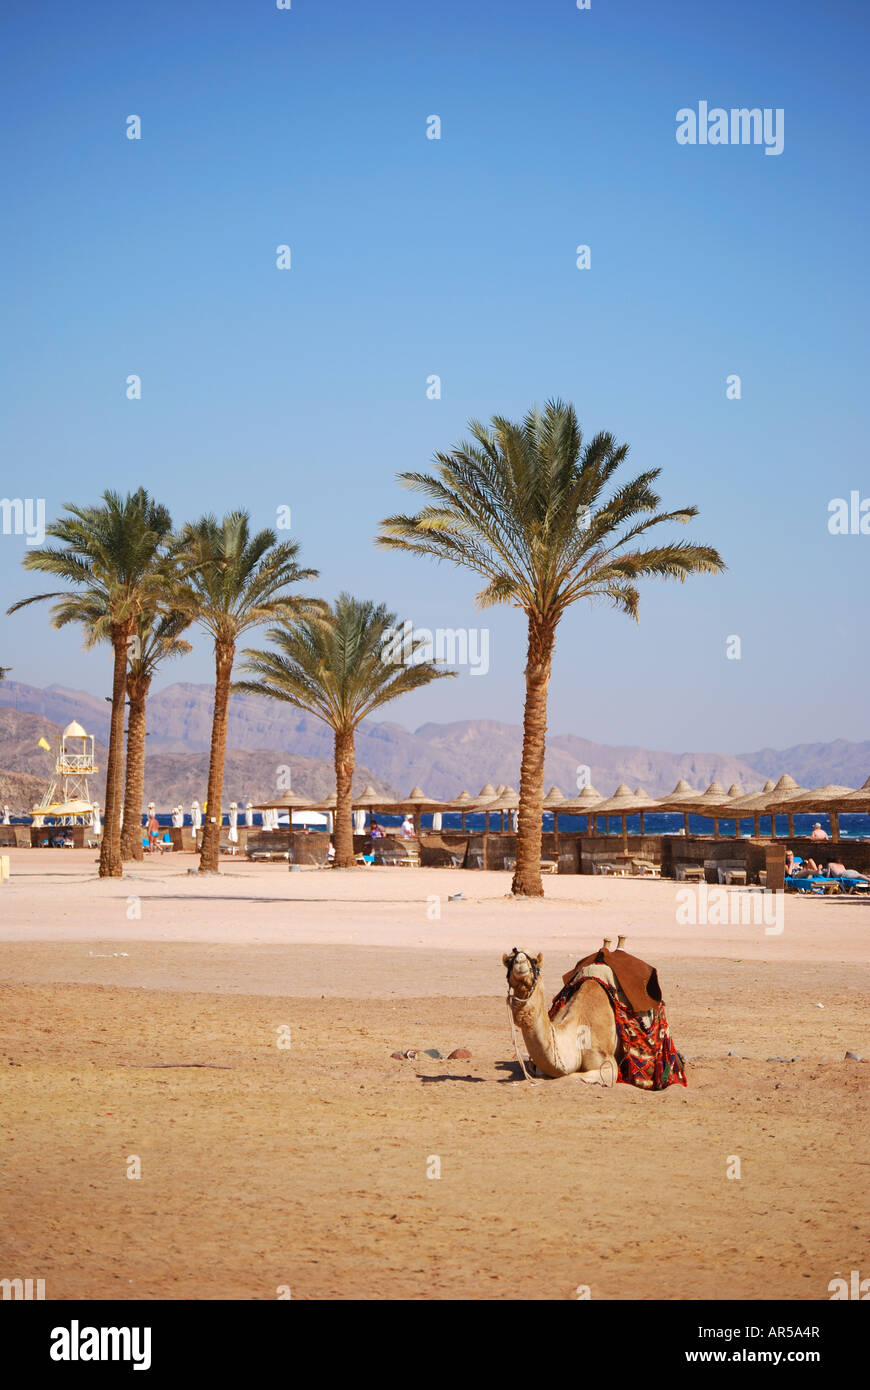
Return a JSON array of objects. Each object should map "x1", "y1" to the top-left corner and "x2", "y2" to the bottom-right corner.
[{"x1": 1, "y1": 848, "x2": 867, "y2": 1301}]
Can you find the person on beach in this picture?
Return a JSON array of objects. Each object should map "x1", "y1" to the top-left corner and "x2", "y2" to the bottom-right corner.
[
  {"x1": 146, "y1": 813, "x2": 160, "y2": 853},
  {"x1": 370, "y1": 821, "x2": 383, "y2": 838},
  {"x1": 810, "y1": 822, "x2": 829, "y2": 841},
  {"x1": 401, "y1": 814, "x2": 415, "y2": 838},
  {"x1": 786, "y1": 851, "x2": 819, "y2": 877}
]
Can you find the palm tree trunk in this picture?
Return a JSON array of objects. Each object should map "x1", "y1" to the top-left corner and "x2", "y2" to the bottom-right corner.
[
  {"x1": 333, "y1": 727, "x2": 355, "y2": 868},
  {"x1": 99, "y1": 630, "x2": 130, "y2": 878},
  {"x1": 512, "y1": 616, "x2": 556, "y2": 897},
  {"x1": 199, "y1": 640, "x2": 234, "y2": 872},
  {"x1": 120, "y1": 676, "x2": 149, "y2": 861}
]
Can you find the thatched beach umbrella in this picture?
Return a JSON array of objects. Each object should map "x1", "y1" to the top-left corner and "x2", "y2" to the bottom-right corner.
[
  {"x1": 350, "y1": 784, "x2": 392, "y2": 829},
  {"x1": 677, "y1": 781, "x2": 743, "y2": 839},
  {"x1": 770, "y1": 782, "x2": 855, "y2": 842},
  {"x1": 724, "y1": 780, "x2": 775, "y2": 838},
  {"x1": 479, "y1": 785, "x2": 519, "y2": 831},
  {"x1": 471, "y1": 783, "x2": 498, "y2": 832},
  {"x1": 591, "y1": 784, "x2": 659, "y2": 846},
  {"x1": 759, "y1": 774, "x2": 811, "y2": 839},
  {"x1": 543, "y1": 786, "x2": 566, "y2": 834},
  {"x1": 447, "y1": 789, "x2": 474, "y2": 830},
  {"x1": 559, "y1": 784, "x2": 605, "y2": 832},
  {"x1": 656, "y1": 779, "x2": 701, "y2": 837},
  {"x1": 841, "y1": 774, "x2": 870, "y2": 811},
  {"x1": 401, "y1": 785, "x2": 442, "y2": 835}
]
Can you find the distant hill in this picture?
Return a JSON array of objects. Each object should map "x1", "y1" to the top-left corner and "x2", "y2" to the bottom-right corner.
[
  {"x1": 1, "y1": 679, "x2": 868, "y2": 801},
  {"x1": 0, "y1": 705, "x2": 392, "y2": 813}
]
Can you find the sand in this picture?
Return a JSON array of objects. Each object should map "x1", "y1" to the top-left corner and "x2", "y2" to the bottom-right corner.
[{"x1": 0, "y1": 848, "x2": 867, "y2": 1300}]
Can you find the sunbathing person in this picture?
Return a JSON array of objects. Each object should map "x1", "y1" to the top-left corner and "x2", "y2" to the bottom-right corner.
[
  {"x1": 823, "y1": 861, "x2": 867, "y2": 880},
  {"x1": 785, "y1": 852, "x2": 819, "y2": 877}
]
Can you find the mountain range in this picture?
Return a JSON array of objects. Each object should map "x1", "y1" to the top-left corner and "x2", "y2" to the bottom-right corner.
[{"x1": 1, "y1": 679, "x2": 868, "y2": 807}]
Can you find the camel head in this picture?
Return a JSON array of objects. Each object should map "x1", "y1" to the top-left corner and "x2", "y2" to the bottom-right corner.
[{"x1": 503, "y1": 947, "x2": 543, "y2": 1000}]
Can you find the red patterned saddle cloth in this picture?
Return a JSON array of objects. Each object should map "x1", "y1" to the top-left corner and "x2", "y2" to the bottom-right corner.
[{"x1": 548, "y1": 972, "x2": 687, "y2": 1091}]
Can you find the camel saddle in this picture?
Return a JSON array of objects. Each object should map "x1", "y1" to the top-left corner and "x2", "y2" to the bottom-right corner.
[{"x1": 563, "y1": 947, "x2": 662, "y2": 1015}]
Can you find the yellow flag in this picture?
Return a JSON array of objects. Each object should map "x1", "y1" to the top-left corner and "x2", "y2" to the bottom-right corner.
[{"x1": 37, "y1": 737, "x2": 51, "y2": 751}]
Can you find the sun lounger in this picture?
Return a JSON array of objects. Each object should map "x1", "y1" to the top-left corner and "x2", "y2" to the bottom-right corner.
[
  {"x1": 675, "y1": 865, "x2": 705, "y2": 882},
  {"x1": 785, "y1": 875, "x2": 839, "y2": 895},
  {"x1": 631, "y1": 858, "x2": 661, "y2": 877}
]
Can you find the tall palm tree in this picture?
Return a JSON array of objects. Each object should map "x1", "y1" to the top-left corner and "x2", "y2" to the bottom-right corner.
[
  {"x1": 7, "y1": 489, "x2": 174, "y2": 877},
  {"x1": 175, "y1": 512, "x2": 320, "y2": 873},
  {"x1": 377, "y1": 399, "x2": 725, "y2": 896},
  {"x1": 120, "y1": 611, "x2": 192, "y2": 860},
  {"x1": 235, "y1": 593, "x2": 453, "y2": 867}
]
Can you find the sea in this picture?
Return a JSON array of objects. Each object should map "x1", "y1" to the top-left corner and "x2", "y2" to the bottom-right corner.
[{"x1": 145, "y1": 809, "x2": 870, "y2": 838}]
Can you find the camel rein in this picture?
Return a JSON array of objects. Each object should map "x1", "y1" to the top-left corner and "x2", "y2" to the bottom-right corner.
[{"x1": 504, "y1": 948, "x2": 568, "y2": 1084}]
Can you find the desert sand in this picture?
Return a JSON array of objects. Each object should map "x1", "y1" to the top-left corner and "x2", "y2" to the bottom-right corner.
[{"x1": 1, "y1": 848, "x2": 867, "y2": 1300}]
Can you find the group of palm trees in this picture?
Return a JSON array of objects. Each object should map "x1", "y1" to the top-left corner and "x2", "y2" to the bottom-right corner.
[{"x1": 6, "y1": 400, "x2": 723, "y2": 896}]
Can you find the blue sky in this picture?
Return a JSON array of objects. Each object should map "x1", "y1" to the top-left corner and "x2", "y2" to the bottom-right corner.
[{"x1": 1, "y1": 0, "x2": 867, "y2": 753}]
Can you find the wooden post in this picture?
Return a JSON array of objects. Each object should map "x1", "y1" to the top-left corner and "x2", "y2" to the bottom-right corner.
[
  {"x1": 831, "y1": 809, "x2": 840, "y2": 842},
  {"x1": 683, "y1": 810, "x2": 690, "y2": 837},
  {"x1": 787, "y1": 813, "x2": 794, "y2": 838},
  {"x1": 713, "y1": 816, "x2": 719, "y2": 840}
]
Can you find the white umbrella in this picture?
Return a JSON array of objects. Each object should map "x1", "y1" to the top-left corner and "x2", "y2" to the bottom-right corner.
[
  {"x1": 1, "y1": 804, "x2": 10, "y2": 825},
  {"x1": 353, "y1": 810, "x2": 367, "y2": 833},
  {"x1": 228, "y1": 802, "x2": 239, "y2": 843},
  {"x1": 171, "y1": 804, "x2": 183, "y2": 828},
  {"x1": 432, "y1": 811, "x2": 443, "y2": 831},
  {"x1": 245, "y1": 800, "x2": 254, "y2": 828},
  {"x1": 91, "y1": 803, "x2": 101, "y2": 834},
  {"x1": 191, "y1": 800, "x2": 202, "y2": 839}
]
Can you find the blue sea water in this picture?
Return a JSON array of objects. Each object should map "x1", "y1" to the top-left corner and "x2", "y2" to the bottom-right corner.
[{"x1": 146, "y1": 809, "x2": 870, "y2": 839}]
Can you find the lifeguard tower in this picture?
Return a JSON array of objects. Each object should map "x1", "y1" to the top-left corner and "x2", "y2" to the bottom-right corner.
[{"x1": 32, "y1": 721, "x2": 99, "y2": 826}]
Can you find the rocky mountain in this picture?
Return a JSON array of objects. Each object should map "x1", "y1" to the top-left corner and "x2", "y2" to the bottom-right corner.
[{"x1": 1, "y1": 680, "x2": 867, "y2": 802}]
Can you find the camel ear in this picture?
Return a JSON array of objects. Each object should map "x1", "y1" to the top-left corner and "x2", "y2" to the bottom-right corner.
[
  {"x1": 535, "y1": 953, "x2": 543, "y2": 968},
  {"x1": 502, "y1": 954, "x2": 512, "y2": 967}
]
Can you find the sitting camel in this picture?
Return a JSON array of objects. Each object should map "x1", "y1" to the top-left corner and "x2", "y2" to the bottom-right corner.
[{"x1": 504, "y1": 937, "x2": 631, "y2": 1084}]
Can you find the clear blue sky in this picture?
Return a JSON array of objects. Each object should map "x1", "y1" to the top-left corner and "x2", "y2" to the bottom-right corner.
[{"x1": 1, "y1": 0, "x2": 867, "y2": 753}]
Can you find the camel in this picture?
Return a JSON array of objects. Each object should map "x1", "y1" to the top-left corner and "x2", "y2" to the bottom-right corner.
[{"x1": 503, "y1": 935, "x2": 632, "y2": 1085}]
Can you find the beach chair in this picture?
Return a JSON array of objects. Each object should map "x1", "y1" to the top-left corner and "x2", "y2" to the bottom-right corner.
[
  {"x1": 827, "y1": 874, "x2": 869, "y2": 895},
  {"x1": 631, "y1": 857, "x2": 661, "y2": 877},
  {"x1": 675, "y1": 864, "x2": 705, "y2": 883},
  {"x1": 785, "y1": 875, "x2": 839, "y2": 895}
]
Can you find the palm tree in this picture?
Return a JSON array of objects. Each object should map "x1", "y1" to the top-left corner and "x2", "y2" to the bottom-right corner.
[
  {"x1": 377, "y1": 399, "x2": 725, "y2": 896},
  {"x1": 7, "y1": 489, "x2": 174, "y2": 877},
  {"x1": 174, "y1": 512, "x2": 320, "y2": 873},
  {"x1": 235, "y1": 593, "x2": 453, "y2": 867},
  {"x1": 120, "y1": 611, "x2": 192, "y2": 861}
]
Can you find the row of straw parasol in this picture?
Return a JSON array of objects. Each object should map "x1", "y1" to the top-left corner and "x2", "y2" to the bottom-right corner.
[{"x1": 255, "y1": 773, "x2": 870, "y2": 840}]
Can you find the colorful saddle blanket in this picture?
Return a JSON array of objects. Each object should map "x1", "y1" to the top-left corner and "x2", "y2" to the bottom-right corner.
[{"x1": 548, "y1": 973, "x2": 687, "y2": 1091}]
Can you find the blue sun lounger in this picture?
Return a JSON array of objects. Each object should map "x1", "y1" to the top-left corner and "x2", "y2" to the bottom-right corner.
[
  {"x1": 786, "y1": 874, "x2": 869, "y2": 895},
  {"x1": 785, "y1": 875, "x2": 839, "y2": 894}
]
